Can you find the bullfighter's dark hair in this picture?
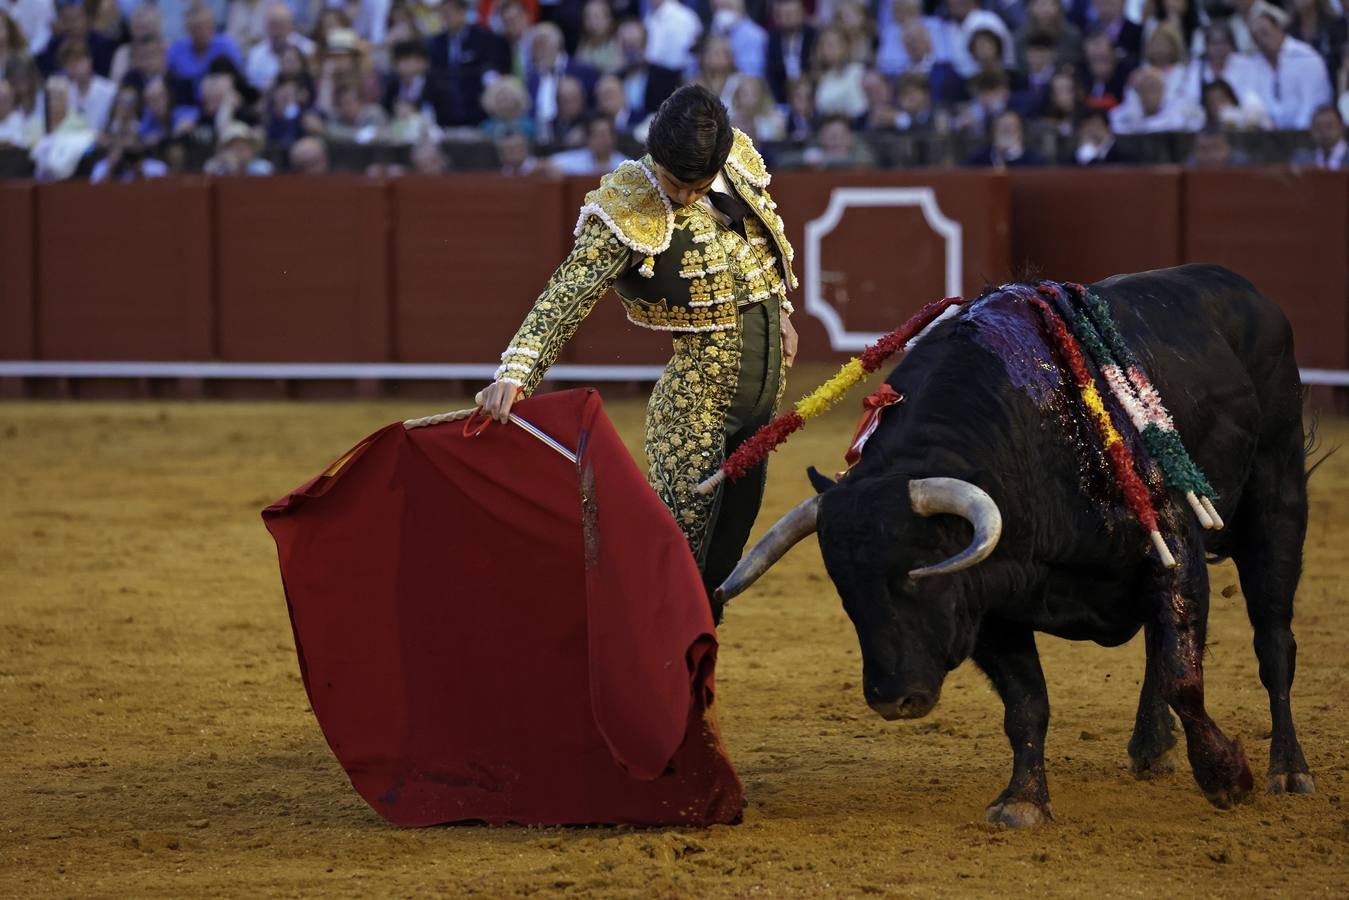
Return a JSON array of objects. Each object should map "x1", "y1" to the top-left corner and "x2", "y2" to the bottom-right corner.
[{"x1": 646, "y1": 84, "x2": 733, "y2": 184}]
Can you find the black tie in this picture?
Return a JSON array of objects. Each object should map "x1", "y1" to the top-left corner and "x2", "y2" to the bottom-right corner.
[{"x1": 708, "y1": 189, "x2": 751, "y2": 237}]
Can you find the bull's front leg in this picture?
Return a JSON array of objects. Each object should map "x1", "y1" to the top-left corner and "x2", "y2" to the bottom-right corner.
[
  {"x1": 1148, "y1": 546, "x2": 1254, "y2": 809},
  {"x1": 973, "y1": 623, "x2": 1052, "y2": 827}
]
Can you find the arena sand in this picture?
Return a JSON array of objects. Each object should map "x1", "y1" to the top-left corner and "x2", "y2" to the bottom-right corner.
[{"x1": 2, "y1": 371, "x2": 1347, "y2": 898}]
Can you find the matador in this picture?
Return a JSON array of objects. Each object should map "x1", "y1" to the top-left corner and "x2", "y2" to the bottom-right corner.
[{"x1": 479, "y1": 85, "x2": 799, "y2": 622}]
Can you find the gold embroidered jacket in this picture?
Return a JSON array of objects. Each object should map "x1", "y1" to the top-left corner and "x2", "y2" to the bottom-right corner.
[{"x1": 495, "y1": 130, "x2": 796, "y2": 394}]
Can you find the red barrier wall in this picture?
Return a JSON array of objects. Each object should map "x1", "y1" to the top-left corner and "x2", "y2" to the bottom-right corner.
[
  {"x1": 2, "y1": 170, "x2": 1345, "y2": 391},
  {"x1": 1009, "y1": 168, "x2": 1184, "y2": 283},
  {"x1": 392, "y1": 175, "x2": 567, "y2": 364},
  {"x1": 769, "y1": 170, "x2": 1010, "y2": 359},
  {"x1": 214, "y1": 177, "x2": 389, "y2": 362},
  {"x1": 34, "y1": 180, "x2": 213, "y2": 360},
  {"x1": 0, "y1": 183, "x2": 35, "y2": 360},
  {"x1": 1183, "y1": 168, "x2": 1349, "y2": 370}
]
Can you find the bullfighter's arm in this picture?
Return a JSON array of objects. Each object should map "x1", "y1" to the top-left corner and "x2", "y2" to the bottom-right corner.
[{"x1": 494, "y1": 217, "x2": 633, "y2": 397}]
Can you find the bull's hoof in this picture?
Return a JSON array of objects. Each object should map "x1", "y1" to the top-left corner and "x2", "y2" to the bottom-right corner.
[
  {"x1": 986, "y1": 800, "x2": 1051, "y2": 828},
  {"x1": 1203, "y1": 785, "x2": 1253, "y2": 810},
  {"x1": 1129, "y1": 744, "x2": 1179, "y2": 780},
  {"x1": 1268, "y1": 772, "x2": 1315, "y2": 795},
  {"x1": 1192, "y1": 735, "x2": 1255, "y2": 810},
  {"x1": 1202, "y1": 761, "x2": 1255, "y2": 810}
]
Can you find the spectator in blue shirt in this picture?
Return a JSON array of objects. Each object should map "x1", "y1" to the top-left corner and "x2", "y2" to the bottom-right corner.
[
  {"x1": 710, "y1": 0, "x2": 768, "y2": 80},
  {"x1": 167, "y1": 1, "x2": 242, "y2": 103}
]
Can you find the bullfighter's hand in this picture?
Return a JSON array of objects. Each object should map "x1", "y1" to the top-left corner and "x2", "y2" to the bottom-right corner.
[
  {"x1": 478, "y1": 381, "x2": 523, "y2": 424},
  {"x1": 781, "y1": 314, "x2": 799, "y2": 367}
]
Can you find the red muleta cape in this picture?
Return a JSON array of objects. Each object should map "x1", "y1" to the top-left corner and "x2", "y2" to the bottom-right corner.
[{"x1": 262, "y1": 389, "x2": 743, "y2": 827}]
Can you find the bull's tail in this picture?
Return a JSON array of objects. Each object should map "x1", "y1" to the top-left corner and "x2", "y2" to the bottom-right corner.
[{"x1": 1302, "y1": 404, "x2": 1338, "y2": 484}]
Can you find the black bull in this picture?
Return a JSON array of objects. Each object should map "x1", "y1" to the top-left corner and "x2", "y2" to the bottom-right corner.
[{"x1": 719, "y1": 264, "x2": 1314, "y2": 827}]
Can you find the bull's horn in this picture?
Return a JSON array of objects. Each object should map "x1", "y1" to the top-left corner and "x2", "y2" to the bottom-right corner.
[
  {"x1": 907, "y1": 478, "x2": 1003, "y2": 579},
  {"x1": 715, "y1": 495, "x2": 820, "y2": 605}
]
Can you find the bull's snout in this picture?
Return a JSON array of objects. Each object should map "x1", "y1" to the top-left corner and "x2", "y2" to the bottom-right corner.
[{"x1": 867, "y1": 691, "x2": 938, "y2": 721}]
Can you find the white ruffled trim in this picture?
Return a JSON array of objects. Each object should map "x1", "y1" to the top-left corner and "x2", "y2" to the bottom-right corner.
[
  {"x1": 679, "y1": 263, "x2": 729, "y2": 279},
  {"x1": 692, "y1": 232, "x2": 716, "y2": 244},
  {"x1": 572, "y1": 161, "x2": 674, "y2": 257},
  {"x1": 742, "y1": 261, "x2": 774, "y2": 280},
  {"x1": 750, "y1": 236, "x2": 769, "y2": 246},
  {"x1": 500, "y1": 346, "x2": 540, "y2": 361},
  {"x1": 780, "y1": 299, "x2": 795, "y2": 315},
  {"x1": 688, "y1": 293, "x2": 736, "y2": 308},
  {"x1": 625, "y1": 311, "x2": 737, "y2": 332},
  {"x1": 749, "y1": 289, "x2": 772, "y2": 302},
  {"x1": 494, "y1": 362, "x2": 533, "y2": 380},
  {"x1": 727, "y1": 131, "x2": 771, "y2": 188},
  {"x1": 495, "y1": 376, "x2": 524, "y2": 388}
]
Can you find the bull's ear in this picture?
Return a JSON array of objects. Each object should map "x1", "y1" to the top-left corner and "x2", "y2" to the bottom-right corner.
[{"x1": 807, "y1": 466, "x2": 837, "y2": 494}]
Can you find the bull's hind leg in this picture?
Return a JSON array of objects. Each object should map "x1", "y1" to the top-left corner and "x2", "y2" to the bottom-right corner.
[
  {"x1": 973, "y1": 624, "x2": 1052, "y2": 827},
  {"x1": 1128, "y1": 643, "x2": 1178, "y2": 777},
  {"x1": 1230, "y1": 432, "x2": 1314, "y2": 794},
  {"x1": 1148, "y1": 545, "x2": 1254, "y2": 809}
]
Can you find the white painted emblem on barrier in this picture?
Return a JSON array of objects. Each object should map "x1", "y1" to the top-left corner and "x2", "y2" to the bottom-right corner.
[{"x1": 803, "y1": 187, "x2": 963, "y2": 351}]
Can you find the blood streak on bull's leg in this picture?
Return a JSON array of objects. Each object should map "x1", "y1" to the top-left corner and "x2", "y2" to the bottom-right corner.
[{"x1": 1147, "y1": 527, "x2": 1254, "y2": 809}]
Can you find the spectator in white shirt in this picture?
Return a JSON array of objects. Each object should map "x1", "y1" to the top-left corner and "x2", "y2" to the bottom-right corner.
[
  {"x1": 225, "y1": 0, "x2": 269, "y2": 56},
  {"x1": 1248, "y1": 1, "x2": 1333, "y2": 129},
  {"x1": 1201, "y1": 78, "x2": 1272, "y2": 129},
  {"x1": 1110, "y1": 64, "x2": 1205, "y2": 132},
  {"x1": 1, "y1": 6, "x2": 30, "y2": 75},
  {"x1": 108, "y1": 4, "x2": 162, "y2": 85},
  {"x1": 729, "y1": 74, "x2": 785, "y2": 141},
  {"x1": 943, "y1": 0, "x2": 1016, "y2": 79},
  {"x1": 246, "y1": 2, "x2": 315, "y2": 91},
  {"x1": 1339, "y1": 52, "x2": 1349, "y2": 122},
  {"x1": 1292, "y1": 103, "x2": 1348, "y2": 167},
  {"x1": 1184, "y1": 20, "x2": 1269, "y2": 106},
  {"x1": 59, "y1": 38, "x2": 114, "y2": 131},
  {"x1": 31, "y1": 73, "x2": 96, "y2": 179},
  {"x1": 710, "y1": 0, "x2": 767, "y2": 79},
  {"x1": 543, "y1": 114, "x2": 628, "y2": 175},
  {"x1": 1228, "y1": 0, "x2": 1259, "y2": 54},
  {"x1": 1143, "y1": 23, "x2": 1191, "y2": 108},
  {"x1": 4, "y1": 0, "x2": 52, "y2": 56},
  {"x1": 0, "y1": 76, "x2": 27, "y2": 144},
  {"x1": 644, "y1": 0, "x2": 702, "y2": 74},
  {"x1": 812, "y1": 25, "x2": 867, "y2": 118}
]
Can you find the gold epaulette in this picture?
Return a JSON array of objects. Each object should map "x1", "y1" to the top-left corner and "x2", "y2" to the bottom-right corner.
[
  {"x1": 574, "y1": 160, "x2": 674, "y2": 275},
  {"x1": 726, "y1": 128, "x2": 771, "y2": 188},
  {"x1": 723, "y1": 129, "x2": 798, "y2": 289}
]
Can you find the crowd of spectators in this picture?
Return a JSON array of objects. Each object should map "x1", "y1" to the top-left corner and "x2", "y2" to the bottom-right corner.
[{"x1": 0, "y1": 0, "x2": 1345, "y2": 180}]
